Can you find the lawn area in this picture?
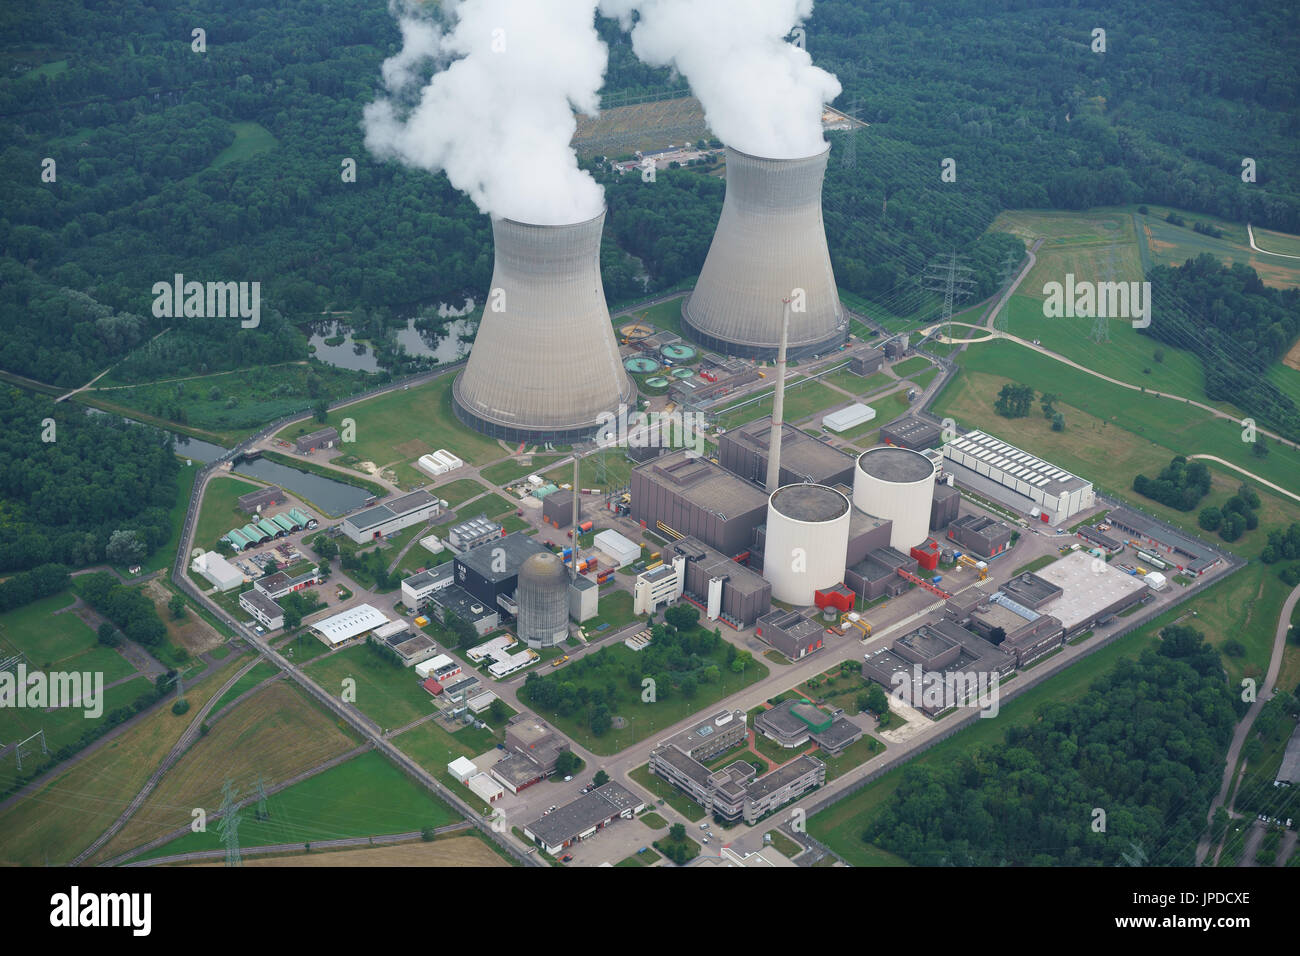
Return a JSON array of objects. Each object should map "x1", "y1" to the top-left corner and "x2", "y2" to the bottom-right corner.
[
  {"x1": 715, "y1": 380, "x2": 840, "y2": 431},
  {"x1": 653, "y1": 832, "x2": 701, "y2": 864},
  {"x1": 430, "y1": 477, "x2": 492, "y2": 509},
  {"x1": 93, "y1": 680, "x2": 360, "y2": 862},
  {"x1": 542, "y1": 454, "x2": 633, "y2": 493},
  {"x1": 137, "y1": 465, "x2": 201, "y2": 575},
  {"x1": 304, "y1": 644, "x2": 436, "y2": 731},
  {"x1": 277, "y1": 373, "x2": 503, "y2": 472},
  {"x1": 391, "y1": 718, "x2": 507, "y2": 812},
  {"x1": 623, "y1": 296, "x2": 687, "y2": 335},
  {"x1": 129, "y1": 751, "x2": 460, "y2": 862},
  {"x1": 767, "y1": 829, "x2": 804, "y2": 859},
  {"x1": 472, "y1": 493, "x2": 517, "y2": 518},
  {"x1": 523, "y1": 641, "x2": 768, "y2": 755},
  {"x1": 615, "y1": 847, "x2": 661, "y2": 866},
  {"x1": 208, "y1": 121, "x2": 279, "y2": 170},
  {"x1": 639, "y1": 811, "x2": 668, "y2": 830},
  {"x1": 0, "y1": 591, "x2": 99, "y2": 667},
  {"x1": 192, "y1": 474, "x2": 264, "y2": 552},
  {"x1": 1011, "y1": 554, "x2": 1060, "y2": 576},
  {"x1": 807, "y1": 563, "x2": 1262, "y2": 865},
  {"x1": 628, "y1": 764, "x2": 706, "y2": 821},
  {"x1": 821, "y1": 368, "x2": 894, "y2": 397},
  {"x1": 753, "y1": 733, "x2": 801, "y2": 766},
  {"x1": 834, "y1": 388, "x2": 913, "y2": 445},
  {"x1": 480, "y1": 456, "x2": 563, "y2": 487},
  {"x1": 0, "y1": 656, "x2": 245, "y2": 866},
  {"x1": 890, "y1": 356, "x2": 933, "y2": 378},
  {"x1": 816, "y1": 735, "x2": 884, "y2": 782},
  {"x1": 582, "y1": 590, "x2": 641, "y2": 635}
]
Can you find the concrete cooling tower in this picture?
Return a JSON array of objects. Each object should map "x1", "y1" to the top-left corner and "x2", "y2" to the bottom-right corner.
[
  {"x1": 763, "y1": 483, "x2": 851, "y2": 606},
  {"x1": 453, "y1": 212, "x2": 634, "y2": 443},
  {"x1": 853, "y1": 447, "x2": 937, "y2": 551},
  {"x1": 682, "y1": 145, "x2": 846, "y2": 360},
  {"x1": 516, "y1": 552, "x2": 570, "y2": 648}
]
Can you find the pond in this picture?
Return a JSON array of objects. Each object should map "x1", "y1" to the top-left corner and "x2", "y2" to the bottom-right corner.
[
  {"x1": 307, "y1": 301, "x2": 478, "y2": 372},
  {"x1": 233, "y1": 455, "x2": 374, "y2": 517}
]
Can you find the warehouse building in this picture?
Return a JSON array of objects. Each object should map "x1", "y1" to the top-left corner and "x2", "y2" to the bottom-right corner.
[
  {"x1": 468, "y1": 772, "x2": 505, "y2": 804},
  {"x1": 861, "y1": 618, "x2": 1014, "y2": 716},
  {"x1": 718, "y1": 417, "x2": 856, "y2": 488},
  {"x1": 1076, "y1": 524, "x2": 1125, "y2": 554},
  {"x1": 491, "y1": 753, "x2": 546, "y2": 795},
  {"x1": 1034, "y1": 550, "x2": 1150, "y2": 636},
  {"x1": 293, "y1": 427, "x2": 339, "y2": 454},
  {"x1": 593, "y1": 529, "x2": 641, "y2": 569},
  {"x1": 446, "y1": 514, "x2": 504, "y2": 553},
  {"x1": 822, "y1": 403, "x2": 876, "y2": 434},
  {"x1": 429, "y1": 585, "x2": 501, "y2": 637},
  {"x1": 670, "y1": 536, "x2": 772, "y2": 627},
  {"x1": 522, "y1": 782, "x2": 645, "y2": 856},
  {"x1": 755, "y1": 609, "x2": 825, "y2": 662},
  {"x1": 961, "y1": 589, "x2": 1065, "y2": 668},
  {"x1": 254, "y1": 567, "x2": 320, "y2": 600},
  {"x1": 289, "y1": 508, "x2": 317, "y2": 530},
  {"x1": 844, "y1": 547, "x2": 917, "y2": 601},
  {"x1": 880, "y1": 417, "x2": 943, "y2": 450},
  {"x1": 192, "y1": 551, "x2": 244, "y2": 592},
  {"x1": 942, "y1": 430, "x2": 1095, "y2": 526},
  {"x1": 340, "y1": 490, "x2": 440, "y2": 543},
  {"x1": 311, "y1": 604, "x2": 390, "y2": 645},
  {"x1": 1106, "y1": 508, "x2": 1222, "y2": 575},
  {"x1": 238, "y1": 486, "x2": 286, "y2": 515},
  {"x1": 946, "y1": 514, "x2": 1012, "y2": 558},
  {"x1": 631, "y1": 450, "x2": 769, "y2": 557}
]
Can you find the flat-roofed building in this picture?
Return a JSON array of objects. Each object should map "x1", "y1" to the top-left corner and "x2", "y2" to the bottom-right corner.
[
  {"x1": 850, "y1": 347, "x2": 884, "y2": 376},
  {"x1": 446, "y1": 513, "x2": 504, "y2": 553},
  {"x1": 670, "y1": 536, "x2": 771, "y2": 628},
  {"x1": 490, "y1": 753, "x2": 546, "y2": 795},
  {"x1": 239, "y1": 589, "x2": 284, "y2": 630},
  {"x1": 1076, "y1": 524, "x2": 1124, "y2": 553},
  {"x1": 340, "y1": 490, "x2": 440, "y2": 544},
  {"x1": 254, "y1": 567, "x2": 319, "y2": 600},
  {"x1": 718, "y1": 417, "x2": 855, "y2": 488},
  {"x1": 293, "y1": 427, "x2": 339, "y2": 454},
  {"x1": 506, "y1": 716, "x2": 571, "y2": 774},
  {"x1": 522, "y1": 782, "x2": 645, "y2": 855},
  {"x1": 946, "y1": 513, "x2": 1012, "y2": 558},
  {"x1": 429, "y1": 584, "x2": 501, "y2": 637},
  {"x1": 844, "y1": 547, "x2": 917, "y2": 601},
  {"x1": 862, "y1": 618, "x2": 1014, "y2": 716},
  {"x1": 192, "y1": 551, "x2": 244, "y2": 592},
  {"x1": 468, "y1": 772, "x2": 505, "y2": 804},
  {"x1": 1107, "y1": 508, "x2": 1222, "y2": 575},
  {"x1": 238, "y1": 486, "x2": 286, "y2": 515},
  {"x1": 930, "y1": 482, "x2": 961, "y2": 531},
  {"x1": 633, "y1": 558, "x2": 686, "y2": 615},
  {"x1": 311, "y1": 604, "x2": 390, "y2": 645},
  {"x1": 942, "y1": 430, "x2": 1095, "y2": 526},
  {"x1": 880, "y1": 417, "x2": 942, "y2": 450},
  {"x1": 755, "y1": 609, "x2": 826, "y2": 661},
  {"x1": 453, "y1": 531, "x2": 549, "y2": 610},
  {"x1": 401, "y1": 565, "x2": 454, "y2": 608},
  {"x1": 632, "y1": 449, "x2": 769, "y2": 556},
  {"x1": 1034, "y1": 550, "x2": 1150, "y2": 636}
]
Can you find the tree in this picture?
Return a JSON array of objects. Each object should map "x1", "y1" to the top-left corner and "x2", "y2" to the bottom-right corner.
[
  {"x1": 167, "y1": 594, "x2": 187, "y2": 619},
  {"x1": 1198, "y1": 506, "x2": 1223, "y2": 531},
  {"x1": 589, "y1": 704, "x2": 612, "y2": 737},
  {"x1": 313, "y1": 400, "x2": 329, "y2": 423},
  {"x1": 593, "y1": 769, "x2": 610, "y2": 787},
  {"x1": 994, "y1": 384, "x2": 1035, "y2": 418},
  {"x1": 987, "y1": 626, "x2": 1007, "y2": 645},
  {"x1": 679, "y1": 675, "x2": 698, "y2": 699},
  {"x1": 670, "y1": 822, "x2": 686, "y2": 842},
  {"x1": 1253, "y1": 440, "x2": 1270, "y2": 459},
  {"x1": 97, "y1": 622, "x2": 121, "y2": 647},
  {"x1": 421, "y1": 826, "x2": 437, "y2": 841},
  {"x1": 489, "y1": 698, "x2": 508, "y2": 724},
  {"x1": 554, "y1": 750, "x2": 582, "y2": 777},
  {"x1": 1051, "y1": 412, "x2": 1065, "y2": 431},
  {"x1": 105, "y1": 529, "x2": 145, "y2": 566},
  {"x1": 865, "y1": 683, "x2": 890, "y2": 716},
  {"x1": 664, "y1": 604, "x2": 700, "y2": 631}
]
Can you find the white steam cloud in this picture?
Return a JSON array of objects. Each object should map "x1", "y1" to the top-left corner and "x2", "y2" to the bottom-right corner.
[
  {"x1": 364, "y1": 0, "x2": 607, "y2": 225},
  {"x1": 599, "y1": 0, "x2": 841, "y2": 159}
]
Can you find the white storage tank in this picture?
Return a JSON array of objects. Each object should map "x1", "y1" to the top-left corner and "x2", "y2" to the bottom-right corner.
[
  {"x1": 762, "y1": 483, "x2": 851, "y2": 606},
  {"x1": 853, "y1": 446, "x2": 937, "y2": 551}
]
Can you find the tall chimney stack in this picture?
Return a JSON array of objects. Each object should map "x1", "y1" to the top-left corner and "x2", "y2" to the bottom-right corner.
[{"x1": 766, "y1": 298, "x2": 792, "y2": 495}]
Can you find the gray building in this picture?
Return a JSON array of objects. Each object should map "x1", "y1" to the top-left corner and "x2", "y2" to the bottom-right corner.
[
  {"x1": 340, "y1": 490, "x2": 440, "y2": 544},
  {"x1": 429, "y1": 584, "x2": 500, "y2": 637},
  {"x1": 522, "y1": 782, "x2": 646, "y2": 855},
  {"x1": 293, "y1": 427, "x2": 339, "y2": 454},
  {"x1": 879, "y1": 417, "x2": 942, "y2": 450},
  {"x1": 718, "y1": 417, "x2": 856, "y2": 488},
  {"x1": 844, "y1": 547, "x2": 917, "y2": 601},
  {"x1": 946, "y1": 513, "x2": 1013, "y2": 558},
  {"x1": 453, "y1": 531, "x2": 549, "y2": 610},
  {"x1": 942, "y1": 430, "x2": 1096, "y2": 526},
  {"x1": 756, "y1": 609, "x2": 826, "y2": 662},
  {"x1": 850, "y1": 347, "x2": 884, "y2": 376},
  {"x1": 753, "y1": 700, "x2": 863, "y2": 755},
  {"x1": 930, "y1": 482, "x2": 961, "y2": 531},
  {"x1": 631, "y1": 449, "x2": 769, "y2": 557},
  {"x1": 670, "y1": 536, "x2": 771, "y2": 628},
  {"x1": 1106, "y1": 508, "x2": 1221, "y2": 575},
  {"x1": 238, "y1": 486, "x2": 286, "y2": 515},
  {"x1": 446, "y1": 513, "x2": 504, "y2": 552},
  {"x1": 862, "y1": 618, "x2": 1014, "y2": 716}
]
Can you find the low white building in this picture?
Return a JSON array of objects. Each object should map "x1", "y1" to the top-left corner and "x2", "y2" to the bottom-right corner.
[
  {"x1": 467, "y1": 634, "x2": 518, "y2": 663},
  {"x1": 339, "y1": 490, "x2": 440, "y2": 544},
  {"x1": 488, "y1": 648, "x2": 538, "y2": 679},
  {"x1": 448, "y1": 756, "x2": 478, "y2": 783},
  {"x1": 468, "y1": 772, "x2": 505, "y2": 804},
  {"x1": 467, "y1": 690, "x2": 499, "y2": 714},
  {"x1": 1144, "y1": 571, "x2": 1169, "y2": 591},
  {"x1": 416, "y1": 653, "x2": 458, "y2": 681},
  {"x1": 420, "y1": 534, "x2": 446, "y2": 555},
  {"x1": 192, "y1": 551, "x2": 244, "y2": 592},
  {"x1": 822, "y1": 403, "x2": 876, "y2": 433},
  {"x1": 311, "y1": 604, "x2": 390, "y2": 645},
  {"x1": 417, "y1": 449, "x2": 464, "y2": 478},
  {"x1": 401, "y1": 566, "x2": 454, "y2": 608},
  {"x1": 593, "y1": 529, "x2": 641, "y2": 569},
  {"x1": 633, "y1": 556, "x2": 686, "y2": 615}
]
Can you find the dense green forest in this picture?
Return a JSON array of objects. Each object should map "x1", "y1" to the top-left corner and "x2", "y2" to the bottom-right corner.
[
  {"x1": 863, "y1": 628, "x2": 1238, "y2": 866},
  {"x1": 1, "y1": 0, "x2": 1296, "y2": 399},
  {"x1": 0, "y1": 389, "x2": 179, "y2": 572}
]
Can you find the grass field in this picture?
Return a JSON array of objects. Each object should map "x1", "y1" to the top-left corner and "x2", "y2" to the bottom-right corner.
[
  {"x1": 391, "y1": 719, "x2": 505, "y2": 812},
  {"x1": 305, "y1": 644, "x2": 435, "y2": 731},
  {"x1": 890, "y1": 356, "x2": 933, "y2": 378},
  {"x1": 821, "y1": 368, "x2": 894, "y2": 397},
  {"x1": 178, "y1": 834, "x2": 506, "y2": 867},
  {"x1": 192, "y1": 474, "x2": 264, "y2": 552},
  {"x1": 1252, "y1": 226, "x2": 1300, "y2": 258},
  {"x1": 95, "y1": 681, "x2": 359, "y2": 862},
  {"x1": 208, "y1": 660, "x2": 279, "y2": 715},
  {"x1": 767, "y1": 829, "x2": 804, "y2": 859},
  {"x1": 639, "y1": 811, "x2": 668, "y2": 830},
  {"x1": 716, "y1": 381, "x2": 841, "y2": 431},
  {"x1": 542, "y1": 455, "x2": 633, "y2": 495},
  {"x1": 208, "y1": 121, "x2": 278, "y2": 170},
  {"x1": 132, "y1": 750, "x2": 460, "y2": 861},
  {"x1": 481, "y1": 456, "x2": 564, "y2": 487},
  {"x1": 526, "y1": 642, "x2": 768, "y2": 755},
  {"x1": 628, "y1": 764, "x2": 706, "y2": 821},
  {"x1": 429, "y1": 477, "x2": 491, "y2": 509},
  {"x1": 0, "y1": 656, "x2": 245, "y2": 866}
]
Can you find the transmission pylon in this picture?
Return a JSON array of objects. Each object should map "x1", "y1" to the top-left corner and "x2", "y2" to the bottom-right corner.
[
  {"x1": 922, "y1": 252, "x2": 977, "y2": 343},
  {"x1": 1091, "y1": 246, "x2": 1115, "y2": 344},
  {"x1": 993, "y1": 251, "x2": 1022, "y2": 333},
  {"x1": 14, "y1": 729, "x2": 46, "y2": 772},
  {"x1": 217, "y1": 779, "x2": 242, "y2": 867},
  {"x1": 255, "y1": 774, "x2": 270, "y2": 821}
]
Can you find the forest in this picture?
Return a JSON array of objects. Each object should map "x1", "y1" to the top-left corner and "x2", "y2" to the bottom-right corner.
[
  {"x1": 863, "y1": 627, "x2": 1238, "y2": 866},
  {"x1": 0, "y1": 388, "x2": 180, "y2": 573},
  {"x1": 1132, "y1": 455, "x2": 1211, "y2": 512},
  {"x1": 1, "y1": 0, "x2": 1297, "y2": 396}
]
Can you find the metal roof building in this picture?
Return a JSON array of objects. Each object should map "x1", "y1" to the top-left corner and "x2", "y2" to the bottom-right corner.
[
  {"x1": 942, "y1": 430, "x2": 1095, "y2": 526},
  {"x1": 310, "y1": 604, "x2": 390, "y2": 645}
]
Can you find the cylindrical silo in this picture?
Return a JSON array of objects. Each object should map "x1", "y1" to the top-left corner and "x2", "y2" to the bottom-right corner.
[
  {"x1": 762, "y1": 484, "x2": 851, "y2": 606},
  {"x1": 853, "y1": 447, "x2": 937, "y2": 551},
  {"x1": 453, "y1": 211, "x2": 634, "y2": 443},
  {"x1": 682, "y1": 145, "x2": 846, "y2": 360},
  {"x1": 515, "y1": 552, "x2": 570, "y2": 648}
]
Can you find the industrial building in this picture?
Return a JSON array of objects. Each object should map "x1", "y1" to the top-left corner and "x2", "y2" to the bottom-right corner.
[
  {"x1": 753, "y1": 700, "x2": 863, "y2": 755},
  {"x1": 465, "y1": 633, "x2": 518, "y2": 664},
  {"x1": 879, "y1": 417, "x2": 943, "y2": 450},
  {"x1": 468, "y1": 772, "x2": 505, "y2": 804},
  {"x1": 452, "y1": 212, "x2": 634, "y2": 443},
  {"x1": 452, "y1": 531, "x2": 550, "y2": 611},
  {"x1": 861, "y1": 618, "x2": 1015, "y2": 717},
  {"x1": 339, "y1": 490, "x2": 440, "y2": 544},
  {"x1": 372, "y1": 623, "x2": 438, "y2": 668},
  {"x1": 429, "y1": 585, "x2": 501, "y2": 637},
  {"x1": 1076, "y1": 524, "x2": 1124, "y2": 553},
  {"x1": 446, "y1": 514, "x2": 503, "y2": 553},
  {"x1": 592, "y1": 529, "x2": 640, "y2": 569},
  {"x1": 670, "y1": 536, "x2": 772, "y2": 628},
  {"x1": 942, "y1": 430, "x2": 1095, "y2": 526},
  {"x1": 718, "y1": 417, "x2": 855, "y2": 488},
  {"x1": 569, "y1": 574, "x2": 598, "y2": 624},
  {"x1": 254, "y1": 567, "x2": 319, "y2": 600},
  {"x1": 953, "y1": 579, "x2": 1066, "y2": 668},
  {"x1": 1033, "y1": 550, "x2": 1150, "y2": 636},
  {"x1": 850, "y1": 347, "x2": 884, "y2": 376},
  {"x1": 541, "y1": 492, "x2": 575, "y2": 528},
  {"x1": 930, "y1": 482, "x2": 961, "y2": 531},
  {"x1": 416, "y1": 449, "x2": 463, "y2": 478},
  {"x1": 239, "y1": 589, "x2": 284, "y2": 630},
  {"x1": 293, "y1": 427, "x2": 339, "y2": 454},
  {"x1": 515, "y1": 552, "x2": 570, "y2": 648},
  {"x1": 488, "y1": 647, "x2": 538, "y2": 678},
  {"x1": 522, "y1": 782, "x2": 645, "y2": 856},
  {"x1": 822, "y1": 403, "x2": 876, "y2": 434},
  {"x1": 682, "y1": 145, "x2": 846, "y2": 360},
  {"x1": 400, "y1": 565, "x2": 454, "y2": 608},
  {"x1": 633, "y1": 559, "x2": 686, "y2": 615},
  {"x1": 844, "y1": 547, "x2": 918, "y2": 601},
  {"x1": 448, "y1": 756, "x2": 477, "y2": 784},
  {"x1": 631, "y1": 449, "x2": 770, "y2": 557},
  {"x1": 762, "y1": 484, "x2": 852, "y2": 606},
  {"x1": 191, "y1": 551, "x2": 244, "y2": 592},
  {"x1": 853, "y1": 446, "x2": 937, "y2": 551},
  {"x1": 1106, "y1": 508, "x2": 1222, "y2": 575},
  {"x1": 491, "y1": 753, "x2": 546, "y2": 795},
  {"x1": 946, "y1": 514, "x2": 1013, "y2": 558},
  {"x1": 238, "y1": 486, "x2": 286, "y2": 515},
  {"x1": 505, "y1": 717, "x2": 572, "y2": 774},
  {"x1": 311, "y1": 604, "x2": 390, "y2": 645},
  {"x1": 755, "y1": 609, "x2": 825, "y2": 661}
]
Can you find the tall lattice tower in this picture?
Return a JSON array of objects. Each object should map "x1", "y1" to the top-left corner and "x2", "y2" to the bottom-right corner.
[
  {"x1": 922, "y1": 252, "x2": 976, "y2": 342},
  {"x1": 1091, "y1": 246, "x2": 1116, "y2": 344},
  {"x1": 217, "y1": 779, "x2": 242, "y2": 867}
]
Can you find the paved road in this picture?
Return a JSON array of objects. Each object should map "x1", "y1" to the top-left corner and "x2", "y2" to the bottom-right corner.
[
  {"x1": 1247, "y1": 223, "x2": 1300, "y2": 260},
  {"x1": 1196, "y1": 580, "x2": 1300, "y2": 865}
]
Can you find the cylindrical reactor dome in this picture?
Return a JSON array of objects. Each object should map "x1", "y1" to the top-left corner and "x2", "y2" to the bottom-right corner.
[
  {"x1": 853, "y1": 447, "x2": 937, "y2": 551},
  {"x1": 762, "y1": 484, "x2": 851, "y2": 606},
  {"x1": 516, "y1": 552, "x2": 570, "y2": 648}
]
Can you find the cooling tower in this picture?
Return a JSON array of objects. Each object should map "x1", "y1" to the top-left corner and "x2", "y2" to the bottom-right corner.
[
  {"x1": 516, "y1": 552, "x2": 570, "y2": 648},
  {"x1": 453, "y1": 211, "x2": 634, "y2": 443},
  {"x1": 682, "y1": 145, "x2": 846, "y2": 360}
]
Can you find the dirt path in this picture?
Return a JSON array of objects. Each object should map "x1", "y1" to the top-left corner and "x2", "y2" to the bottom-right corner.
[{"x1": 1247, "y1": 223, "x2": 1300, "y2": 260}]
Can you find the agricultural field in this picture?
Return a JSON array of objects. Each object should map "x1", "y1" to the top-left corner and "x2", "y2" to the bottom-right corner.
[
  {"x1": 571, "y1": 95, "x2": 709, "y2": 158},
  {"x1": 1251, "y1": 226, "x2": 1300, "y2": 258},
  {"x1": 93, "y1": 681, "x2": 360, "y2": 862},
  {"x1": 130, "y1": 750, "x2": 460, "y2": 861},
  {"x1": 0, "y1": 656, "x2": 245, "y2": 866}
]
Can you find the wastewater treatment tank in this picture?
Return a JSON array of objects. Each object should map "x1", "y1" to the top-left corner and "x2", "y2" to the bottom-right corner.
[
  {"x1": 670, "y1": 367, "x2": 695, "y2": 379},
  {"x1": 660, "y1": 343, "x2": 697, "y2": 363},
  {"x1": 625, "y1": 356, "x2": 661, "y2": 374}
]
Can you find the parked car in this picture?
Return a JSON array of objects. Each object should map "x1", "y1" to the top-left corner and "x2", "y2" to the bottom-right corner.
[
  {"x1": 702, "y1": 838, "x2": 709, "y2": 844},
  {"x1": 561, "y1": 854, "x2": 573, "y2": 862}
]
